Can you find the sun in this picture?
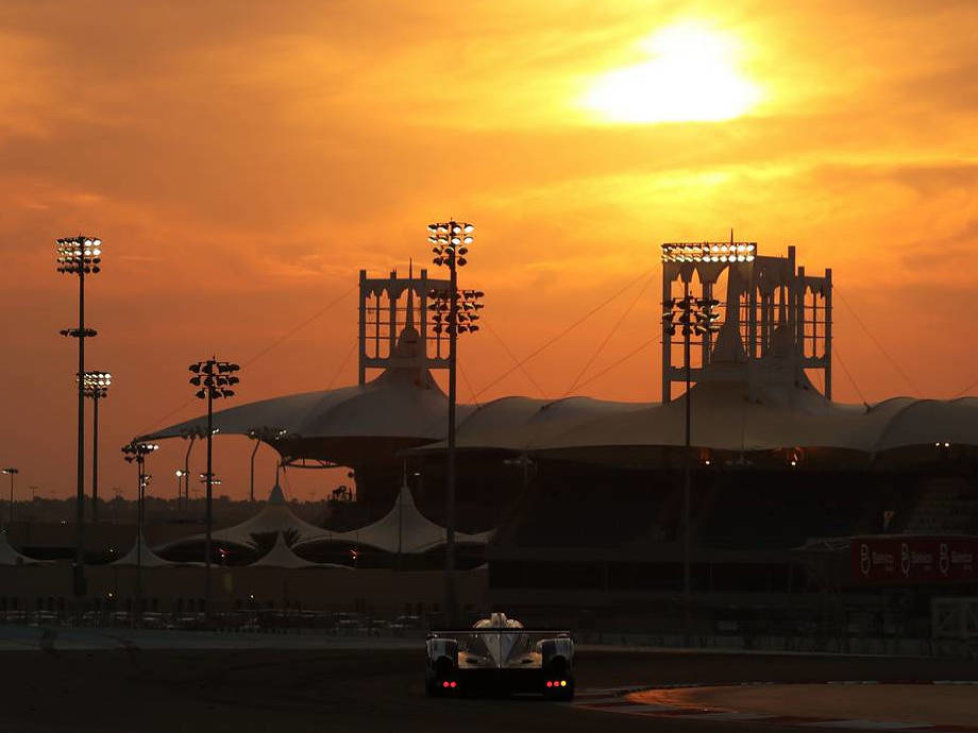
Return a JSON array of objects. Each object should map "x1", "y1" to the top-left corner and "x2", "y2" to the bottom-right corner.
[{"x1": 582, "y1": 22, "x2": 762, "y2": 124}]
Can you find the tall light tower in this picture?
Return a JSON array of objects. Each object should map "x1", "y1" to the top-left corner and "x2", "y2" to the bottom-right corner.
[
  {"x1": 56, "y1": 234, "x2": 102, "y2": 599},
  {"x1": 189, "y1": 358, "x2": 239, "y2": 617},
  {"x1": 248, "y1": 431, "x2": 261, "y2": 504},
  {"x1": 2, "y1": 468, "x2": 18, "y2": 525},
  {"x1": 82, "y1": 371, "x2": 111, "y2": 523},
  {"x1": 429, "y1": 220, "x2": 483, "y2": 625},
  {"x1": 662, "y1": 291, "x2": 720, "y2": 618},
  {"x1": 122, "y1": 441, "x2": 157, "y2": 621}
]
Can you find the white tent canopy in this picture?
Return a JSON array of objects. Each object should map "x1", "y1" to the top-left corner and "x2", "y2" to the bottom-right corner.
[
  {"x1": 296, "y1": 484, "x2": 492, "y2": 555},
  {"x1": 250, "y1": 532, "x2": 352, "y2": 569},
  {"x1": 157, "y1": 483, "x2": 326, "y2": 553},
  {"x1": 113, "y1": 532, "x2": 173, "y2": 567}
]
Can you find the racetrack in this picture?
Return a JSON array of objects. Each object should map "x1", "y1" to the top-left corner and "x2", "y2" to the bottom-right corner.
[{"x1": 2, "y1": 640, "x2": 976, "y2": 733}]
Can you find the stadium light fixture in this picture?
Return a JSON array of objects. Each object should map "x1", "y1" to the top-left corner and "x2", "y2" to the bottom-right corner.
[
  {"x1": 661, "y1": 241, "x2": 756, "y2": 263},
  {"x1": 56, "y1": 234, "x2": 103, "y2": 601},
  {"x1": 81, "y1": 371, "x2": 111, "y2": 523},
  {"x1": 429, "y1": 219, "x2": 483, "y2": 627},
  {"x1": 189, "y1": 357, "x2": 240, "y2": 617}
]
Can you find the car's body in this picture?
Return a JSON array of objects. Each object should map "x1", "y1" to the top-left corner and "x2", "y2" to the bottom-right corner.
[{"x1": 425, "y1": 612, "x2": 574, "y2": 699}]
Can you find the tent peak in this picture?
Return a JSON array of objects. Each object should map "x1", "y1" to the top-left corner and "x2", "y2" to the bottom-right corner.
[{"x1": 268, "y1": 483, "x2": 286, "y2": 506}]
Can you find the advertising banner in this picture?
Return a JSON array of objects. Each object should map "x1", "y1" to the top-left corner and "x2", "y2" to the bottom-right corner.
[{"x1": 851, "y1": 536, "x2": 977, "y2": 585}]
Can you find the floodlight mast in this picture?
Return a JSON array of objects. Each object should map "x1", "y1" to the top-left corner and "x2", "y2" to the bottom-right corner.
[
  {"x1": 1, "y1": 468, "x2": 18, "y2": 526},
  {"x1": 56, "y1": 234, "x2": 102, "y2": 601},
  {"x1": 82, "y1": 371, "x2": 111, "y2": 523},
  {"x1": 122, "y1": 441, "x2": 158, "y2": 623},
  {"x1": 661, "y1": 246, "x2": 721, "y2": 646},
  {"x1": 428, "y1": 219, "x2": 481, "y2": 627},
  {"x1": 189, "y1": 358, "x2": 240, "y2": 617},
  {"x1": 179, "y1": 430, "x2": 198, "y2": 513}
]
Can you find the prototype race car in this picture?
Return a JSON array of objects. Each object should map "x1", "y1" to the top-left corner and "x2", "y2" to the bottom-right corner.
[{"x1": 425, "y1": 612, "x2": 574, "y2": 700}]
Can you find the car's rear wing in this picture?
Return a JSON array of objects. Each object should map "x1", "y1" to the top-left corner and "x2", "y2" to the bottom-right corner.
[{"x1": 427, "y1": 629, "x2": 572, "y2": 637}]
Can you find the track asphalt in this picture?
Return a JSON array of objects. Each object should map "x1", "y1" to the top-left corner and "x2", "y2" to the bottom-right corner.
[{"x1": 0, "y1": 628, "x2": 975, "y2": 733}]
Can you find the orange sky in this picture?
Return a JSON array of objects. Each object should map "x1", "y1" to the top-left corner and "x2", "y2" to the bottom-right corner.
[{"x1": 1, "y1": 0, "x2": 977, "y2": 500}]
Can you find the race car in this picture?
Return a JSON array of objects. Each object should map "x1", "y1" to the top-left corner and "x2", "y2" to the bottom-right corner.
[{"x1": 425, "y1": 612, "x2": 574, "y2": 700}]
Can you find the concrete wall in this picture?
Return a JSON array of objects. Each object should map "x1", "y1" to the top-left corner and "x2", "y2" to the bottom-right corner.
[{"x1": 0, "y1": 564, "x2": 489, "y2": 616}]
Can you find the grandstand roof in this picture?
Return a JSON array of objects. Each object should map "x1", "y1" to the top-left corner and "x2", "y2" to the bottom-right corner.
[
  {"x1": 136, "y1": 326, "x2": 474, "y2": 466},
  {"x1": 135, "y1": 314, "x2": 978, "y2": 465}
]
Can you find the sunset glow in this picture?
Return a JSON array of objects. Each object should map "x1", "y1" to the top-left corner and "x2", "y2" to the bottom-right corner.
[
  {"x1": 582, "y1": 23, "x2": 762, "y2": 123},
  {"x1": 0, "y1": 0, "x2": 976, "y2": 498}
]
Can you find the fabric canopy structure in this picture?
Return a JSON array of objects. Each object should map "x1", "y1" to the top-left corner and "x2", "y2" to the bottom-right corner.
[
  {"x1": 412, "y1": 338, "x2": 978, "y2": 459},
  {"x1": 434, "y1": 395, "x2": 645, "y2": 453},
  {"x1": 250, "y1": 532, "x2": 351, "y2": 569},
  {"x1": 135, "y1": 288, "x2": 978, "y2": 476},
  {"x1": 538, "y1": 389, "x2": 978, "y2": 458},
  {"x1": 0, "y1": 530, "x2": 45, "y2": 566},
  {"x1": 113, "y1": 532, "x2": 174, "y2": 567},
  {"x1": 158, "y1": 483, "x2": 326, "y2": 553},
  {"x1": 296, "y1": 484, "x2": 493, "y2": 555},
  {"x1": 136, "y1": 325, "x2": 474, "y2": 468}
]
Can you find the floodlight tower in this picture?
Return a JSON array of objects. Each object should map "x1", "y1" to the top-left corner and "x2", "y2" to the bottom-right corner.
[
  {"x1": 659, "y1": 237, "x2": 833, "y2": 635},
  {"x1": 56, "y1": 234, "x2": 102, "y2": 599},
  {"x1": 82, "y1": 371, "x2": 111, "y2": 523},
  {"x1": 428, "y1": 219, "x2": 482, "y2": 626},
  {"x1": 661, "y1": 290, "x2": 720, "y2": 628},
  {"x1": 188, "y1": 358, "x2": 240, "y2": 616},
  {"x1": 659, "y1": 240, "x2": 832, "y2": 402},
  {"x1": 122, "y1": 441, "x2": 157, "y2": 621},
  {"x1": 2, "y1": 468, "x2": 18, "y2": 525}
]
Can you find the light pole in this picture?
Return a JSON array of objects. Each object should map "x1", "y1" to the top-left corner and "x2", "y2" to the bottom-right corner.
[
  {"x1": 82, "y1": 371, "x2": 111, "y2": 523},
  {"x1": 122, "y1": 441, "x2": 158, "y2": 623},
  {"x1": 246, "y1": 427, "x2": 286, "y2": 503},
  {"x1": 429, "y1": 219, "x2": 483, "y2": 626},
  {"x1": 189, "y1": 358, "x2": 239, "y2": 617},
  {"x1": 57, "y1": 234, "x2": 102, "y2": 600},
  {"x1": 179, "y1": 430, "x2": 197, "y2": 512},
  {"x1": 662, "y1": 288, "x2": 719, "y2": 637},
  {"x1": 175, "y1": 470, "x2": 186, "y2": 508},
  {"x1": 2, "y1": 468, "x2": 18, "y2": 525},
  {"x1": 249, "y1": 433, "x2": 260, "y2": 504}
]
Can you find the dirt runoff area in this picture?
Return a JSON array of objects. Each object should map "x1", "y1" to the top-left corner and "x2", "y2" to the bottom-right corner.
[{"x1": 632, "y1": 683, "x2": 978, "y2": 728}]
